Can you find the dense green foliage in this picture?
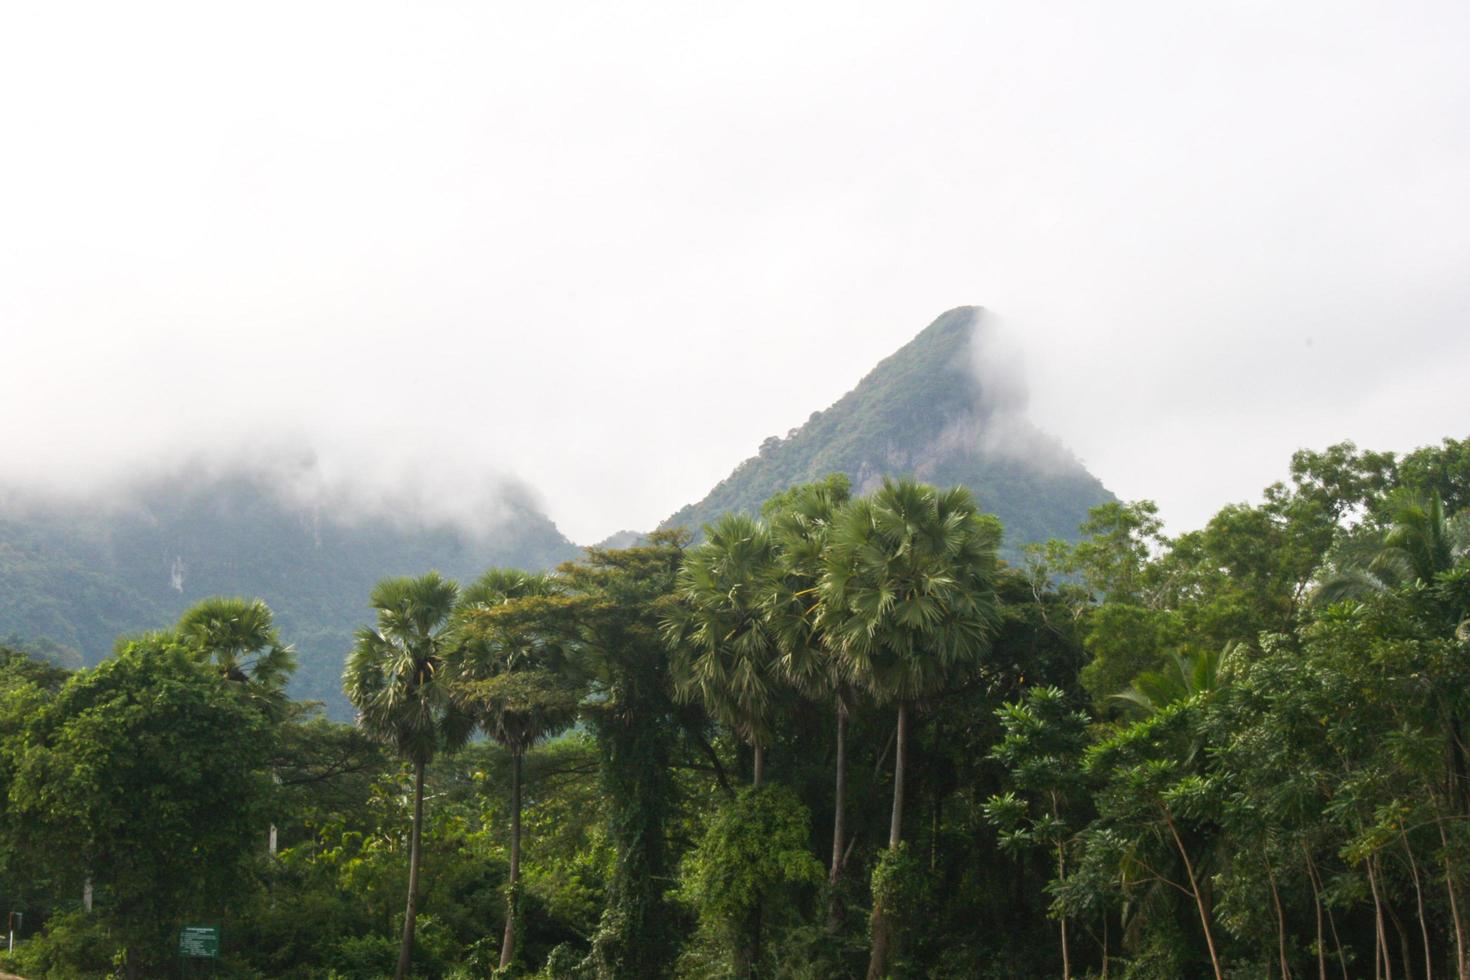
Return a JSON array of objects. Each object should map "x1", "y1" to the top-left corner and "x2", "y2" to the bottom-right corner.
[
  {"x1": 5, "y1": 639, "x2": 274, "y2": 978},
  {"x1": 678, "y1": 786, "x2": 825, "y2": 978},
  {"x1": 1, "y1": 435, "x2": 1468, "y2": 979}
]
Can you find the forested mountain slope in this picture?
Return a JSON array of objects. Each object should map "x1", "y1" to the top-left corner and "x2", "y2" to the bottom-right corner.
[
  {"x1": 0, "y1": 468, "x2": 578, "y2": 715},
  {"x1": 0, "y1": 307, "x2": 1107, "y2": 717},
  {"x1": 662, "y1": 306, "x2": 1113, "y2": 549}
]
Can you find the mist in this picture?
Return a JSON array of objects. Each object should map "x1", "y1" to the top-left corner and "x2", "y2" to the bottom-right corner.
[
  {"x1": 953, "y1": 309, "x2": 1078, "y2": 478},
  {"x1": 3, "y1": 0, "x2": 1467, "y2": 543}
]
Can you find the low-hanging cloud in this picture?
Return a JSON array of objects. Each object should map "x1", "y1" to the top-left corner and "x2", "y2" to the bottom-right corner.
[
  {"x1": 0, "y1": 431, "x2": 548, "y2": 541},
  {"x1": 2, "y1": 0, "x2": 1468, "y2": 541},
  {"x1": 960, "y1": 310, "x2": 1087, "y2": 478}
]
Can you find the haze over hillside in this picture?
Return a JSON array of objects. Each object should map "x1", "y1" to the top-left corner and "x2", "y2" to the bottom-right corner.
[
  {"x1": 0, "y1": 306, "x2": 1110, "y2": 716},
  {"x1": 663, "y1": 307, "x2": 1113, "y2": 549},
  {"x1": 0, "y1": 463, "x2": 578, "y2": 716}
]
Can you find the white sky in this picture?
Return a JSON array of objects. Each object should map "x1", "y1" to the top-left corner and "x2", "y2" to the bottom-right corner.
[{"x1": 2, "y1": 1, "x2": 1468, "y2": 544}]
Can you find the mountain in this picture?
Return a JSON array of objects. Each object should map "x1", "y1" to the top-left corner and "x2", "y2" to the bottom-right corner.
[
  {"x1": 0, "y1": 307, "x2": 1107, "y2": 717},
  {"x1": 0, "y1": 466, "x2": 579, "y2": 717},
  {"x1": 661, "y1": 306, "x2": 1113, "y2": 550}
]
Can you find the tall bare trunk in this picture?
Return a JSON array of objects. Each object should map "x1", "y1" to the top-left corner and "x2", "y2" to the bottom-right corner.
[
  {"x1": 753, "y1": 741, "x2": 765, "y2": 789},
  {"x1": 1389, "y1": 902, "x2": 1415, "y2": 980},
  {"x1": 1058, "y1": 847, "x2": 1072, "y2": 980},
  {"x1": 396, "y1": 757, "x2": 426, "y2": 980},
  {"x1": 1303, "y1": 844, "x2": 1327, "y2": 980},
  {"x1": 1367, "y1": 853, "x2": 1392, "y2": 980},
  {"x1": 1163, "y1": 808, "x2": 1223, "y2": 980},
  {"x1": 1267, "y1": 858, "x2": 1292, "y2": 980},
  {"x1": 501, "y1": 750, "x2": 523, "y2": 969},
  {"x1": 1305, "y1": 846, "x2": 1350, "y2": 980},
  {"x1": 1437, "y1": 818, "x2": 1469, "y2": 980},
  {"x1": 867, "y1": 701, "x2": 909, "y2": 980},
  {"x1": 1401, "y1": 830, "x2": 1433, "y2": 980},
  {"x1": 1053, "y1": 791, "x2": 1071, "y2": 980},
  {"x1": 827, "y1": 699, "x2": 849, "y2": 933}
]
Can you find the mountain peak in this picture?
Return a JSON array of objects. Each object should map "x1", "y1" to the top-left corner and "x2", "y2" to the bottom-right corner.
[{"x1": 660, "y1": 307, "x2": 1111, "y2": 550}]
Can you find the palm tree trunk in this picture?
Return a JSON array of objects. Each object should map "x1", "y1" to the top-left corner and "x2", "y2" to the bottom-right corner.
[
  {"x1": 889, "y1": 701, "x2": 908, "y2": 849},
  {"x1": 867, "y1": 701, "x2": 909, "y2": 980},
  {"x1": 395, "y1": 757, "x2": 426, "y2": 980},
  {"x1": 827, "y1": 698, "x2": 848, "y2": 933},
  {"x1": 746, "y1": 738, "x2": 767, "y2": 975},
  {"x1": 501, "y1": 749, "x2": 523, "y2": 970}
]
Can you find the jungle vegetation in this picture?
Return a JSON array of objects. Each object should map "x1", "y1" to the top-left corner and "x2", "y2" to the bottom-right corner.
[{"x1": 0, "y1": 436, "x2": 1468, "y2": 979}]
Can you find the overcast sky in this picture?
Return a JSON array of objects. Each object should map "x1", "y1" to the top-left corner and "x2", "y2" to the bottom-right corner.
[{"x1": 2, "y1": 1, "x2": 1467, "y2": 544}]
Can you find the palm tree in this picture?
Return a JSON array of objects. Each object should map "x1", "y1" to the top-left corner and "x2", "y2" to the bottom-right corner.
[
  {"x1": 174, "y1": 596, "x2": 295, "y2": 693},
  {"x1": 452, "y1": 569, "x2": 580, "y2": 970},
  {"x1": 1316, "y1": 488, "x2": 1470, "y2": 916},
  {"x1": 761, "y1": 476, "x2": 854, "y2": 928},
  {"x1": 1315, "y1": 490, "x2": 1470, "y2": 610},
  {"x1": 664, "y1": 514, "x2": 787, "y2": 980},
  {"x1": 174, "y1": 596, "x2": 297, "y2": 855},
  {"x1": 820, "y1": 478, "x2": 1001, "y2": 980},
  {"x1": 1309, "y1": 490, "x2": 1470, "y2": 742},
  {"x1": 1109, "y1": 642, "x2": 1234, "y2": 718},
  {"x1": 663, "y1": 513, "x2": 784, "y2": 787},
  {"x1": 343, "y1": 572, "x2": 472, "y2": 980}
]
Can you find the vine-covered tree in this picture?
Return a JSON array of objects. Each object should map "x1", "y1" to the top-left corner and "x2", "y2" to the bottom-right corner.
[{"x1": 562, "y1": 530, "x2": 691, "y2": 979}]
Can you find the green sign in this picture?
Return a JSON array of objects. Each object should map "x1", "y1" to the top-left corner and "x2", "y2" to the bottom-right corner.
[{"x1": 178, "y1": 924, "x2": 220, "y2": 958}]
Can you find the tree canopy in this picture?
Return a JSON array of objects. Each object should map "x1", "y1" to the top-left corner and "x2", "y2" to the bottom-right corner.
[{"x1": 1, "y1": 436, "x2": 1468, "y2": 980}]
